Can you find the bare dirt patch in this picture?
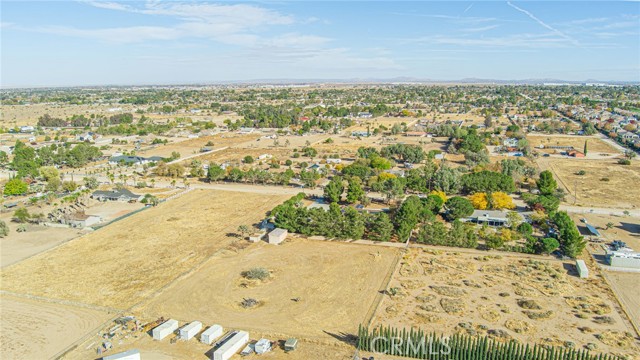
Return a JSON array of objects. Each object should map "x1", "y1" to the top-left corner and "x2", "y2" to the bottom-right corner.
[
  {"x1": 0, "y1": 190, "x2": 288, "y2": 309},
  {"x1": 0, "y1": 294, "x2": 112, "y2": 359},
  {"x1": 138, "y1": 239, "x2": 399, "y2": 340},
  {"x1": 373, "y1": 249, "x2": 639, "y2": 357},
  {"x1": 539, "y1": 158, "x2": 640, "y2": 209}
]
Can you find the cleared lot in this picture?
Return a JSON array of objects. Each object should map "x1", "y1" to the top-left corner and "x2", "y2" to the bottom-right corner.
[
  {"x1": 0, "y1": 190, "x2": 288, "y2": 309},
  {"x1": 0, "y1": 294, "x2": 112, "y2": 359},
  {"x1": 528, "y1": 135, "x2": 620, "y2": 154},
  {"x1": 373, "y1": 249, "x2": 639, "y2": 358},
  {"x1": 539, "y1": 158, "x2": 640, "y2": 209},
  {"x1": 139, "y1": 238, "x2": 399, "y2": 340}
]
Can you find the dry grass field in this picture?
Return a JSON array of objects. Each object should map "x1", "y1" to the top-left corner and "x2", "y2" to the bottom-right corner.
[
  {"x1": 0, "y1": 294, "x2": 112, "y2": 359},
  {"x1": 0, "y1": 190, "x2": 288, "y2": 309},
  {"x1": 138, "y1": 238, "x2": 399, "y2": 340},
  {"x1": 528, "y1": 135, "x2": 621, "y2": 154},
  {"x1": 373, "y1": 249, "x2": 639, "y2": 359},
  {"x1": 539, "y1": 158, "x2": 640, "y2": 209},
  {"x1": 0, "y1": 223, "x2": 82, "y2": 268}
]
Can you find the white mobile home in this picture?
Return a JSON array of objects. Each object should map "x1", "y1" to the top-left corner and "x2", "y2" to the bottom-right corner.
[
  {"x1": 201, "y1": 324, "x2": 223, "y2": 345},
  {"x1": 102, "y1": 349, "x2": 141, "y2": 360},
  {"x1": 268, "y1": 228, "x2": 288, "y2": 245},
  {"x1": 179, "y1": 321, "x2": 202, "y2": 341},
  {"x1": 152, "y1": 319, "x2": 179, "y2": 340},
  {"x1": 575, "y1": 260, "x2": 588, "y2": 278},
  {"x1": 213, "y1": 331, "x2": 249, "y2": 360}
]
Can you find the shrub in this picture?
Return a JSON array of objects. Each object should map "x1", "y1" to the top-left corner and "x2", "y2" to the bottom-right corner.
[
  {"x1": 576, "y1": 170, "x2": 586, "y2": 175},
  {"x1": 242, "y1": 267, "x2": 270, "y2": 280},
  {"x1": 618, "y1": 159, "x2": 631, "y2": 165},
  {"x1": 600, "y1": 177, "x2": 610, "y2": 182}
]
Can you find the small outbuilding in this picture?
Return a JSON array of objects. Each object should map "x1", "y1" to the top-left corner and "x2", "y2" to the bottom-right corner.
[
  {"x1": 268, "y1": 228, "x2": 287, "y2": 245},
  {"x1": 201, "y1": 324, "x2": 223, "y2": 345},
  {"x1": 213, "y1": 330, "x2": 249, "y2": 360},
  {"x1": 102, "y1": 349, "x2": 140, "y2": 360},
  {"x1": 179, "y1": 321, "x2": 202, "y2": 341},
  {"x1": 152, "y1": 319, "x2": 179, "y2": 340},
  {"x1": 576, "y1": 260, "x2": 589, "y2": 278},
  {"x1": 284, "y1": 338, "x2": 298, "y2": 352},
  {"x1": 255, "y1": 339, "x2": 272, "y2": 354}
]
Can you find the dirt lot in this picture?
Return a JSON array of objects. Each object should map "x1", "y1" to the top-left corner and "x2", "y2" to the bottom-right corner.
[
  {"x1": 138, "y1": 238, "x2": 399, "y2": 340},
  {"x1": 528, "y1": 135, "x2": 621, "y2": 155},
  {"x1": 0, "y1": 222, "x2": 83, "y2": 268},
  {"x1": 373, "y1": 249, "x2": 639, "y2": 359},
  {"x1": 538, "y1": 158, "x2": 640, "y2": 209},
  {"x1": 0, "y1": 294, "x2": 112, "y2": 359},
  {"x1": 0, "y1": 190, "x2": 288, "y2": 309}
]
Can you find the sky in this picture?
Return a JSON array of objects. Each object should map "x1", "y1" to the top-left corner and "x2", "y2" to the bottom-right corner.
[{"x1": 1, "y1": 1, "x2": 639, "y2": 87}]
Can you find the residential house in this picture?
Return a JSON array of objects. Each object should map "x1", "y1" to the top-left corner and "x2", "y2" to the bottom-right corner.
[
  {"x1": 464, "y1": 210, "x2": 509, "y2": 227},
  {"x1": 91, "y1": 189, "x2": 142, "y2": 202}
]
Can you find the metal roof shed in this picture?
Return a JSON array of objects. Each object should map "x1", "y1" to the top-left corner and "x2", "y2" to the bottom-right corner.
[
  {"x1": 585, "y1": 223, "x2": 601, "y2": 237},
  {"x1": 179, "y1": 321, "x2": 202, "y2": 341},
  {"x1": 201, "y1": 325, "x2": 223, "y2": 345},
  {"x1": 102, "y1": 349, "x2": 141, "y2": 360},
  {"x1": 576, "y1": 260, "x2": 589, "y2": 278},
  {"x1": 268, "y1": 228, "x2": 288, "y2": 245},
  {"x1": 213, "y1": 331, "x2": 249, "y2": 360},
  {"x1": 152, "y1": 319, "x2": 179, "y2": 340}
]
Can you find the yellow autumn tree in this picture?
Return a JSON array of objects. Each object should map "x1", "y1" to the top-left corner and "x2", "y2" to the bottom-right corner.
[
  {"x1": 469, "y1": 192, "x2": 489, "y2": 209},
  {"x1": 378, "y1": 172, "x2": 397, "y2": 181},
  {"x1": 429, "y1": 190, "x2": 447, "y2": 203},
  {"x1": 491, "y1": 191, "x2": 516, "y2": 210}
]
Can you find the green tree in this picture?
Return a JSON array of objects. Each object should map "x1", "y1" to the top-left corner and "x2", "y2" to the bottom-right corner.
[
  {"x1": 553, "y1": 211, "x2": 586, "y2": 258},
  {"x1": 83, "y1": 176, "x2": 99, "y2": 189},
  {"x1": 244, "y1": 155, "x2": 254, "y2": 164},
  {"x1": 3, "y1": 178, "x2": 28, "y2": 196},
  {"x1": 45, "y1": 177, "x2": 61, "y2": 192},
  {"x1": 485, "y1": 235, "x2": 504, "y2": 250},
  {"x1": 346, "y1": 177, "x2": 365, "y2": 204},
  {"x1": 61, "y1": 180, "x2": 78, "y2": 193},
  {"x1": 540, "y1": 237, "x2": 560, "y2": 254},
  {"x1": 583, "y1": 140, "x2": 588, "y2": 155},
  {"x1": 207, "y1": 164, "x2": 225, "y2": 182},
  {"x1": 324, "y1": 176, "x2": 344, "y2": 203},
  {"x1": 39, "y1": 166, "x2": 60, "y2": 182},
  {"x1": 343, "y1": 207, "x2": 365, "y2": 239},
  {"x1": 367, "y1": 213, "x2": 394, "y2": 241},
  {"x1": 13, "y1": 207, "x2": 30, "y2": 223},
  {"x1": 536, "y1": 170, "x2": 557, "y2": 196},
  {"x1": 445, "y1": 197, "x2": 474, "y2": 221},
  {"x1": 517, "y1": 222, "x2": 533, "y2": 236}
]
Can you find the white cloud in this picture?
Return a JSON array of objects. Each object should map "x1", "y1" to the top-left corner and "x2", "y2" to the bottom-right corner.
[
  {"x1": 507, "y1": 2, "x2": 578, "y2": 45},
  {"x1": 461, "y1": 25, "x2": 500, "y2": 33}
]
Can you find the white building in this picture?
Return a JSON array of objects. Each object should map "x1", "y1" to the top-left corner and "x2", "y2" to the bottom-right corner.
[
  {"x1": 576, "y1": 260, "x2": 589, "y2": 278},
  {"x1": 255, "y1": 339, "x2": 272, "y2": 354},
  {"x1": 102, "y1": 349, "x2": 141, "y2": 360},
  {"x1": 201, "y1": 325, "x2": 223, "y2": 345},
  {"x1": 152, "y1": 319, "x2": 179, "y2": 340},
  {"x1": 179, "y1": 321, "x2": 202, "y2": 341},
  {"x1": 213, "y1": 331, "x2": 249, "y2": 360},
  {"x1": 268, "y1": 228, "x2": 288, "y2": 245}
]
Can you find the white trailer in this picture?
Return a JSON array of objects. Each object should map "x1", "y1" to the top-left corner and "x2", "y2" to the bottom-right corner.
[
  {"x1": 201, "y1": 324, "x2": 223, "y2": 345},
  {"x1": 576, "y1": 259, "x2": 589, "y2": 278},
  {"x1": 213, "y1": 331, "x2": 249, "y2": 360},
  {"x1": 152, "y1": 319, "x2": 179, "y2": 340},
  {"x1": 268, "y1": 228, "x2": 287, "y2": 245},
  {"x1": 179, "y1": 321, "x2": 202, "y2": 341},
  {"x1": 102, "y1": 349, "x2": 141, "y2": 360}
]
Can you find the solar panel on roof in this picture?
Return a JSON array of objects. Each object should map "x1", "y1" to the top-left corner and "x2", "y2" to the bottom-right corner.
[{"x1": 586, "y1": 223, "x2": 601, "y2": 236}]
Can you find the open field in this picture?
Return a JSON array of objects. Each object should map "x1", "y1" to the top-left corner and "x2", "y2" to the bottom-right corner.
[
  {"x1": 0, "y1": 190, "x2": 288, "y2": 309},
  {"x1": 0, "y1": 294, "x2": 112, "y2": 359},
  {"x1": 373, "y1": 249, "x2": 639, "y2": 359},
  {"x1": 139, "y1": 238, "x2": 399, "y2": 339},
  {"x1": 528, "y1": 135, "x2": 621, "y2": 155},
  {"x1": 538, "y1": 158, "x2": 640, "y2": 209},
  {"x1": 604, "y1": 272, "x2": 640, "y2": 335},
  {"x1": 138, "y1": 133, "x2": 260, "y2": 158},
  {"x1": 0, "y1": 222, "x2": 82, "y2": 268}
]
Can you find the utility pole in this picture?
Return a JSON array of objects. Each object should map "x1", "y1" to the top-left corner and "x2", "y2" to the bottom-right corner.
[{"x1": 574, "y1": 179, "x2": 578, "y2": 205}]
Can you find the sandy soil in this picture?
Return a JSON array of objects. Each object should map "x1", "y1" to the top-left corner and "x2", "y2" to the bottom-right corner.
[
  {"x1": 538, "y1": 158, "x2": 640, "y2": 209},
  {"x1": 0, "y1": 190, "x2": 288, "y2": 309},
  {"x1": 138, "y1": 238, "x2": 399, "y2": 340},
  {"x1": 0, "y1": 223, "x2": 83, "y2": 268},
  {"x1": 0, "y1": 294, "x2": 112, "y2": 359},
  {"x1": 528, "y1": 135, "x2": 621, "y2": 155},
  {"x1": 604, "y1": 272, "x2": 640, "y2": 334},
  {"x1": 373, "y1": 249, "x2": 639, "y2": 358}
]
